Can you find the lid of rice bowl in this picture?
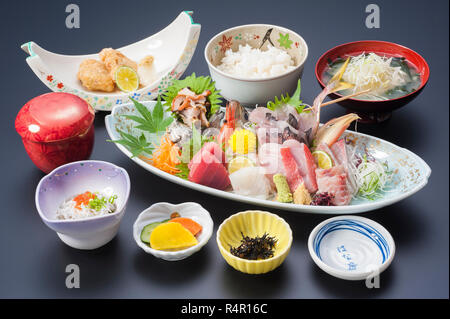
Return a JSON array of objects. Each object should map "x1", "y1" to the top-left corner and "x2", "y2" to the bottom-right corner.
[{"x1": 15, "y1": 92, "x2": 95, "y2": 143}]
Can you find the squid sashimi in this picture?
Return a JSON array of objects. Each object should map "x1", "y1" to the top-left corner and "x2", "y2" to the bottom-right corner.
[
  {"x1": 188, "y1": 142, "x2": 230, "y2": 190},
  {"x1": 282, "y1": 139, "x2": 318, "y2": 193},
  {"x1": 316, "y1": 165, "x2": 352, "y2": 206},
  {"x1": 229, "y1": 167, "x2": 272, "y2": 199},
  {"x1": 280, "y1": 147, "x2": 304, "y2": 192}
]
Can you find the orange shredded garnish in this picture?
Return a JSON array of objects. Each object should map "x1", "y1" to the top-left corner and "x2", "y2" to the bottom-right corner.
[
  {"x1": 141, "y1": 134, "x2": 181, "y2": 175},
  {"x1": 73, "y1": 191, "x2": 96, "y2": 210}
]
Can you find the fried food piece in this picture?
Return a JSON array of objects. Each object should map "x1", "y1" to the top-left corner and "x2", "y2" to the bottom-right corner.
[
  {"x1": 77, "y1": 59, "x2": 115, "y2": 92},
  {"x1": 138, "y1": 55, "x2": 156, "y2": 87},
  {"x1": 99, "y1": 48, "x2": 138, "y2": 80}
]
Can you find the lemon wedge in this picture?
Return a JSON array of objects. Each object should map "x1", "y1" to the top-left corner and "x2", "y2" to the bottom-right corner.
[
  {"x1": 312, "y1": 150, "x2": 333, "y2": 169},
  {"x1": 228, "y1": 156, "x2": 255, "y2": 174},
  {"x1": 115, "y1": 66, "x2": 139, "y2": 92}
]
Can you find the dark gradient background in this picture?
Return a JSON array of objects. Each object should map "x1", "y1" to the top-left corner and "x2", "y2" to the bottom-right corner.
[{"x1": 0, "y1": 0, "x2": 448, "y2": 298}]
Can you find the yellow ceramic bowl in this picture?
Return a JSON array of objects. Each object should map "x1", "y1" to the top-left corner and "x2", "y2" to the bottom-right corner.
[{"x1": 216, "y1": 210, "x2": 293, "y2": 274}]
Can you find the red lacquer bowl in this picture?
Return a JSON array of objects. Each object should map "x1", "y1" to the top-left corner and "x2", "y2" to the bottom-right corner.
[
  {"x1": 15, "y1": 92, "x2": 95, "y2": 173},
  {"x1": 315, "y1": 40, "x2": 430, "y2": 123}
]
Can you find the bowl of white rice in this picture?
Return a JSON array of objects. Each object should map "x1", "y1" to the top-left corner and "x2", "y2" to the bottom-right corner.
[
  {"x1": 205, "y1": 24, "x2": 308, "y2": 106},
  {"x1": 35, "y1": 160, "x2": 131, "y2": 250}
]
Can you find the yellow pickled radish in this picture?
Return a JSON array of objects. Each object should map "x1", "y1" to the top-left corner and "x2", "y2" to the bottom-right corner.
[{"x1": 150, "y1": 222, "x2": 198, "y2": 251}]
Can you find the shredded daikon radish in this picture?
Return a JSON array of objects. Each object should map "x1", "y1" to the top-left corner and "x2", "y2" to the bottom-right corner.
[
  {"x1": 342, "y1": 53, "x2": 409, "y2": 99},
  {"x1": 347, "y1": 146, "x2": 393, "y2": 200}
]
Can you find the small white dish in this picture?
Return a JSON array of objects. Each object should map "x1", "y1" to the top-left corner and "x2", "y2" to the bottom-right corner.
[
  {"x1": 308, "y1": 216, "x2": 395, "y2": 281},
  {"x1": 21, "y1": 11, "x2": 200, "y2": 111},
  {"x1": 133, "y1": 202, "x2": 213, "y2": 261},
  {"x1": 204, "y1": 24, "x2": 308, "y2": 106}
]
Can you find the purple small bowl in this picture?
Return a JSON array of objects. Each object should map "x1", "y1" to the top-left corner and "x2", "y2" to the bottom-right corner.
[{"x1": 35, "y1": 160, "x2": 131, "y2": 250}]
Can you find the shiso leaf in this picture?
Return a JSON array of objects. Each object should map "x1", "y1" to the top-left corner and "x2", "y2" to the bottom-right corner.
[{"x1": 162, "y1": 73, "x2": 223, "y2": 115}]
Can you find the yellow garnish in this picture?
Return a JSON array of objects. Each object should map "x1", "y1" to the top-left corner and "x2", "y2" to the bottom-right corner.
[{"x1": 228, "y1": 129, "x2": 257, "y2": 155}]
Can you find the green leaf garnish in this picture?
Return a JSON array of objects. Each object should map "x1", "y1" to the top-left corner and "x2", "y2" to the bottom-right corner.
[
  {"x1": 266, "y1": 79, "x2": 306, "y2": 113},
  {"x1": 109, "y1": 130, "x2": 154, "y2": 158},
  {"x1": 123, "y1": 96, "x2": 174, "y2": 133},
  {"x1": 108, "y1": 97, "x2": 174, "y2": 158},
  {"x1": 163, "y1": 73, "x2": 223, "y2": 116}
]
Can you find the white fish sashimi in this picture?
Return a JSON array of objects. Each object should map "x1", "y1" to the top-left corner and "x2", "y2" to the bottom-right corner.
[
  {"x1": 229, "y1": 166, "x2": 272, "y2": 199},
  {"x1": 249, "y1": 107, "x2": 276, "y2": 126},
  {"x1": 258, "y1": 142, "x2": 284, "y2": 176}
]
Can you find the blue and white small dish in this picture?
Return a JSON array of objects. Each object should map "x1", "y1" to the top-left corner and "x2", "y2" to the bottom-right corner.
[{"x1": 308, "y1": 216, "x2": 395, "y2": 281}]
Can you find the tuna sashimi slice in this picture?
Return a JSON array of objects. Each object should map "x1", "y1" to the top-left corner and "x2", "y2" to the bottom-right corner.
[
  {"x1": 280, "y1": 147, "x2": 304, "y2": 192},
  {"x1": 188, "y1": 142, "x2": 225, "y2": 170},
  {"x1": 282, "y1": 139, "x2": 318, "y2": 193},
  {"x1": 316, "y1": 165, "x2": 351, "y2": 206},
  {"x1": 188, "y1": 142, "x2": 230, "y2": 190}
]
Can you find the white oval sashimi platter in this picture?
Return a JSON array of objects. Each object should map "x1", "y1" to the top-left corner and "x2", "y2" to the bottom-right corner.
[{"x1": 105, "y1": 101, "x2": 431, "y2": 214}]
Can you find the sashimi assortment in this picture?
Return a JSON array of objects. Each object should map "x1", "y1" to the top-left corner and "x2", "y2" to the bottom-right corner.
[{"x1": 111, "y1": 72, "x2": 393, "y2": 207}]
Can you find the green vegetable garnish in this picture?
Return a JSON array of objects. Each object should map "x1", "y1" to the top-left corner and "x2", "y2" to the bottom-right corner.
[
  {"x1": 111, "y1": 130, "x2": 154, "y2": 158},
  {"x1": 356, "y1": 155, "x2": 392, "y2": 200},
  {"x1": 89, "y1": 197, "x2": 107, "y2": 211},
  {"x1": 175, "y1": 124, "x2": 213, "y2": 180},
  {"x1": 108, "y1": 96, "x2": 174, "y2": 158},
  {"x1": 266, "y1": 79, "x2": 306, "y2": 113},
  {"x1": 123, "y1": 96, "x2": 174, "y2": 134},
  {"x1": 163, "y1": 73, "x2": 223, "y2": 116},
  {"x1": 109, "y1": 195, "x2": 118, "y2": 204},
  {"x1": 88, "y1": 194, "x2": 117, "y2": 212}
]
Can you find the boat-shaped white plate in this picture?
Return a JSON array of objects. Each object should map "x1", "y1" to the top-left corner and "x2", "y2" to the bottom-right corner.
[
  {"x1": 21, "y1": 11, "x2": 200, "y2": 111},
  {"x1": 105, "y1": 101, "x2": 431, "y2": 214}
]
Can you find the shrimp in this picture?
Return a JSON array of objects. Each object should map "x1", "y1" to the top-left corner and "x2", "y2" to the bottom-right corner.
[{"x1": 217, "y1": 100, "x2": 245, "y2": 147}]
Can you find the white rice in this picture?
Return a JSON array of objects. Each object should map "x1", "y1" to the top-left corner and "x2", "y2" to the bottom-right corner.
[
  {"x1": 56, "y1": 191, "x2": 117, "y2": 220},
  {"x1": 217, "y1": 44, "x2": 295, "y2": 78}
]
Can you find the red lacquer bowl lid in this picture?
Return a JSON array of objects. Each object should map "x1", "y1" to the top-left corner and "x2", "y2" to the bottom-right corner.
[{"x1": 15, "y1": 92, "x2": 95, "y2": 143}]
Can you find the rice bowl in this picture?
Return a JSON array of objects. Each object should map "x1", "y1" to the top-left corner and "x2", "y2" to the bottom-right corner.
[{"x1": 204, "y1": 24, "x2": 308, "y2": 106}]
